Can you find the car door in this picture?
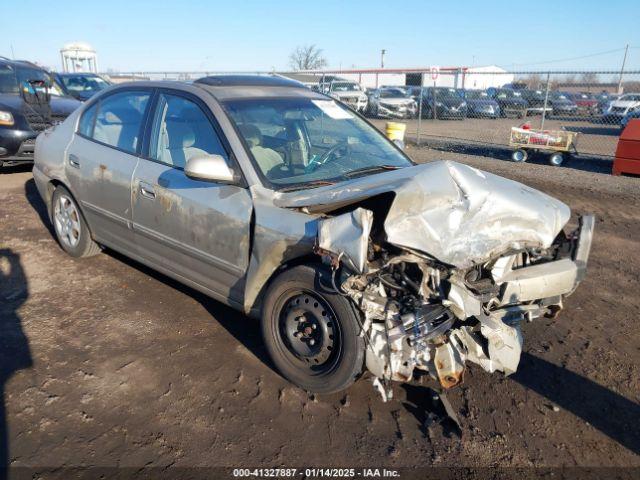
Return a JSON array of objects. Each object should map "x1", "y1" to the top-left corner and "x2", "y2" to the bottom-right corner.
[
  {"x1": 131, "y1": 90, "x2": 253, "y2": 302},
  {"x1": 66, "y1": 89, "x2": 152, "y2": 254}
]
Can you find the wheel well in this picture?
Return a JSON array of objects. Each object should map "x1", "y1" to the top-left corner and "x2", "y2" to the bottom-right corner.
[{"x1": 248, "y1": 254, "x2": 324, "y2": 318}]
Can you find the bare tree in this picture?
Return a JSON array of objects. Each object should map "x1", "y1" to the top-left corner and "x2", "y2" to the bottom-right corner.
[
  {"x1": 288, "y1": 45, "x2": 328, "y2": 71},
  {"x1": 580, "y1": 72, "x2": 599, "y2": 85}
]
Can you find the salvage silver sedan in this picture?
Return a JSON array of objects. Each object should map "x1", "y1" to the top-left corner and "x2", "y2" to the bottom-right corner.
[{"x1": 33, "y1": 76, "x2": 594, "y2": 400}]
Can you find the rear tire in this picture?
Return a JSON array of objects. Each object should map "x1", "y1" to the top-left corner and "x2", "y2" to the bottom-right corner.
[
  {"x1": 261, "y1": 265, "x2": 365, "y2": 394},
  {"x1": 51, "y1": 185, "x2": 101, "y2": 258}
]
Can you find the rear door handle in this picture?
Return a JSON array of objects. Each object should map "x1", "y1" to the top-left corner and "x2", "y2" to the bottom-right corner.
[
  {"x1": 139, "y1": 182, "x2": 156, "y2": 200},
  {"x1": 68, "y1": 154, "x2": 80, "y2": 168}
]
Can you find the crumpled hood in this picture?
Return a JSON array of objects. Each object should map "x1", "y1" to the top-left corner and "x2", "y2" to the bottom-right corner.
[
  {"x1": 275, "y1": 161, "x2": 570, "y2": 268},
  {"x1": 383, "y1": 161, "x2": 570, "y2": 268}
]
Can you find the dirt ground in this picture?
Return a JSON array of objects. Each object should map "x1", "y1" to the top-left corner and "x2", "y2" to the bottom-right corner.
[{"x1": 1, "y1": 147, "x2": 639, "y2": 472}]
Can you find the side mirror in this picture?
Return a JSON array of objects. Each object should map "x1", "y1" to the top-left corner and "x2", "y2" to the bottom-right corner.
[{"x1": 184, "y1": 154, "x2": 236, "y2": 183}]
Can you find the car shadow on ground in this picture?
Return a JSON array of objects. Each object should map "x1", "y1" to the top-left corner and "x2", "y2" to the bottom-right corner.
[
  {"x1": 23, "y1": 178, "x2": 640, "y2": 456},
  {"x1": 567, "y1": 125, "x2": 622, "y2": 136},
  {"x1": 511, "y1": 352, "x2": 640, "y2": 456},
  {"x1": 24, "y1": 179, "x2": 54, "y2": 236},
  {"x1": 411, "y1": 138, "x2": 614, "y2": 175},
  {"x1": 0, "y1": 249, "x2": 33, "y2": 473}
]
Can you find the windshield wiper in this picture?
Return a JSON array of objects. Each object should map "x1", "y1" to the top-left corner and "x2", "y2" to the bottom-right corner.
[
  {"x1": 277, "y1": 180, "x2": 337, "y2": 192},
  {"x1": 343, "y1": 165, "x2": 401, "y2": 179}
]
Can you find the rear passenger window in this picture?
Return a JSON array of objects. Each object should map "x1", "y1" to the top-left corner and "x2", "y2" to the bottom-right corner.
[
  {"x1": 78, "y1": 103, "x2": 97, "y2": 137},
  {"x1": 91, "y1": 91, "x2": 150, "y2": 154}
]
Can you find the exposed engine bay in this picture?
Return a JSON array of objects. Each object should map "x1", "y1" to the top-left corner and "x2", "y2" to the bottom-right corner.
[{"x1": 305, "y1": 162, "x2": 595, "y2": 401}]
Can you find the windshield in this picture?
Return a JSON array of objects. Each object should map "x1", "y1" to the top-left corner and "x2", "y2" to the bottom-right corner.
[
  {"x1": 331, "y1": 82, "x2": 359, "y2": 92},
  {"x1": 379, "y1": 88, "x2": 407, "y2": 99},
  {"x1": 0, "y1": 64, "x2": 63, "y2": 96},
  {"x1": 550, "y1": 92, "x2": 569, "y2": 100},
  {"x1": 60, "y1": 74, "x2": 109, "y2": 95},
  {"x1": 223, "y1": 97, "x2": 413, "y2": 189},
  {"x1": 432, "y1": 88, "x2": 459, "y2": 98},
  {"x1": 496, "y1": 90, "x2": 522, "y2": 99},
  {"x1": 620, "y1": 94, "x2": 640, "y2": 102},
  {"x1": 465, "y1": 90, "x2": 489, "y2": 99}
]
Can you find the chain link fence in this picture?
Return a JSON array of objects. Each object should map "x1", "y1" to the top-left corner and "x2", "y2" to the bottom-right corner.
[{"x1": 103, "y1": 68, "x2": 640, "y2": 160}]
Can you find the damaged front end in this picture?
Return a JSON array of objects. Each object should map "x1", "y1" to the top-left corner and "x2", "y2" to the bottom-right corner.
[{"x1": 312, "y1": 162, "x2": 594, "y2": 400}]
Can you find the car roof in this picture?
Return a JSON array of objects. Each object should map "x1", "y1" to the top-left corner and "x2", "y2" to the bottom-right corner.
[
  {"x1": 194, "y1": 75, "x2": 326, "y2": 101},
  {"x1": 57, "y1": 72, "x2": 102, "y2": 77},
  {"x1": 0, "y1": 57, "x2": 43, "y2": 70},
  {"x1": 98, "y1": 76, "x2": 327, "y2": 102}
]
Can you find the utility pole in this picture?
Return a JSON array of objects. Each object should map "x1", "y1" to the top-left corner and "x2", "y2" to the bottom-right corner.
[
  {"x1": 10, "y1": 44, "x2": 15, "y2": 59},
  {"x1": 617, "y1": 44, "x2": 629, "y2": 94},
  {"x1": 380, "y1": 49, "x2": 386, "y2": 69}
]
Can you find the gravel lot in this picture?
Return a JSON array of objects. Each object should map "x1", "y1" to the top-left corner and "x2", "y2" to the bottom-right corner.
[
  {"x1": 370, "y1": 115, "x2": 621, "y2": 158},
  {"x1": 1, "y1": 147, "x2": 639, "y2": 473}
]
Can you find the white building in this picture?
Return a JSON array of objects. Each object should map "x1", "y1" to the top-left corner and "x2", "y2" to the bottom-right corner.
[
  {"x1": 60, "y1": 42, "x2": 99, "y2": 73},
  {"x1": 460, "y1": 65, "x2": 514, "y2": 90}
]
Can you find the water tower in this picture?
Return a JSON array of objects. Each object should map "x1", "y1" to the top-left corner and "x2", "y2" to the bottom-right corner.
[{"x1": 60, "y1": 42, "x2": 98, "y2": 73}]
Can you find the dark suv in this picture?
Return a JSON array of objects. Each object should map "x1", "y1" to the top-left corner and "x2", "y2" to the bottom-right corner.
[
  {"x1": 0, "y1": 57, "x2": 81, "y2": 167},
  {"x1": 487, "y1": 88, "x2": 528, "y2": 118},
  {"x1": 419, "y1": 87, "x2": 468, "y2": 119}
]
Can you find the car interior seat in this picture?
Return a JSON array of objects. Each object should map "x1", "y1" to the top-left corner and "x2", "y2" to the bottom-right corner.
[
  {"x1": 238, "y1": 124, "x2": 284, "y2": 174},
  {"x1": 160, "y1": 119, "x2": 208, "y2": 168}
]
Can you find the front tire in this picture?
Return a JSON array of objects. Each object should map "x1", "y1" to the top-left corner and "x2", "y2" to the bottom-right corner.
[
  {"x1": 261, "y1": 265, "x2": 365, "y2": 394},
  {"x1": 51, "y1": 185, "x2": 101, "y2": 258}
]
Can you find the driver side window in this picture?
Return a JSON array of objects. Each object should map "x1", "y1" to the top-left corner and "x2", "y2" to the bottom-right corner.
[{"x1": 149, "y1": 93, "x2": 227, "y2": 169}]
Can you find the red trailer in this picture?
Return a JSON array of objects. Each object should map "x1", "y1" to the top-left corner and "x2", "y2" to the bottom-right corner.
[{"x1": 613, "y1": 119, "x2": 640, "y2": 176}]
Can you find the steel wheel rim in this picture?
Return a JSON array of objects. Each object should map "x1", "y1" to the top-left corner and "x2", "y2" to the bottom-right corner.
[
  {"x1": 54, "y1": 194, "x2": 81, "y2": 248},
  {"x1": 276, "y1": 290, "x2": 341, "y2": 372}
]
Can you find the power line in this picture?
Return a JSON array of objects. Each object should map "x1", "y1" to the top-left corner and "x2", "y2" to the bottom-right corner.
[{"x1": 505, "y1": 47, "x2": 627, "y2": 68}]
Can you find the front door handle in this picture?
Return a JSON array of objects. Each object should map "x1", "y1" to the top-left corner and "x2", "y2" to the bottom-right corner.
[
  {"x1": 68, "y1": 154, "x2": 80, "y2": 169},
  {"x1": 139, "y1": 182, "x2": 156, "y2": 200}
]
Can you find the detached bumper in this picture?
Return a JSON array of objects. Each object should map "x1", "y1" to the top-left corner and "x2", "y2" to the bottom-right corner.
[{"x1": 499, "y1": 215, "x2": 594, "y2": 304}]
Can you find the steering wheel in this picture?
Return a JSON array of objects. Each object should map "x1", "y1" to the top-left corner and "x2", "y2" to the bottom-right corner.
[{"x1": 306, "y1": 141, "x2": 350, "y2": 173}]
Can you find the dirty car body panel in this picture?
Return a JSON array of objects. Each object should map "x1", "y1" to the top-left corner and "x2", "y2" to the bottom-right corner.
[{"x1": 33, "y1": 76, "x2": 594, "y2": 402}]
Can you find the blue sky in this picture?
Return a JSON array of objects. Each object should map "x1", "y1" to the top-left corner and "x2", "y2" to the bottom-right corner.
[{"x1": 1, "y1": 0, "x2": 638, "y2": 72}]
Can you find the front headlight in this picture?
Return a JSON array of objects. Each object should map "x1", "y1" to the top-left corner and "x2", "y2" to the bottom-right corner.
[{"x1": 0, "y1": 111, "x2": 14, "y2": 126}]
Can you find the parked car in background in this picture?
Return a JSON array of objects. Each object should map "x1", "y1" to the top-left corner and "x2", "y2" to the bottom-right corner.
[
  {"x1": 420, "y1": 87, "x2": 467, "y2": 119},
  {"x1": 0, "y1": 57, "x2": 81, "y2": 167},
  {"x1": 548, "y1": 92, "x2": 578, "y2": 116},
  {"x1": 620, "y1": 108, "x2": 640, "y2": 131},
  {"x1": 461, "y1": 90, "x2": 500, "y2": 118},
  {"x1": 55, "y1": 72, "x2": 112, "y2": 101},
  {"x1": 365, "y1": 87, "x2": 416, "y2": 119},
  {"x1": 564, "y1": 92, "x2": 598, "y2": 116},
  {"x1": 32, "y1": 75, "x2": 594, "y2": 402},
  {"x1": 519, "y1": 89, "x2": 553, "y2": 116},
  {"x1": 487, "y1": 88, "x2": 528, "y2": 118},
  {"x1": 601, "y1": 93, "x2": 640, "y2": 124},
  {"x1": 595, "y1": 92, "x2": 620, "y2": 115},
  {"x1": 320, "y1": 80, "x2": 368, "y2": 113}
]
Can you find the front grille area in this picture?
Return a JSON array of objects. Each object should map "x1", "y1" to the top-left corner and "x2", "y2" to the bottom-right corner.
[{"x1": 25, "y1": 112, "x2": 49, "y2": 132}]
